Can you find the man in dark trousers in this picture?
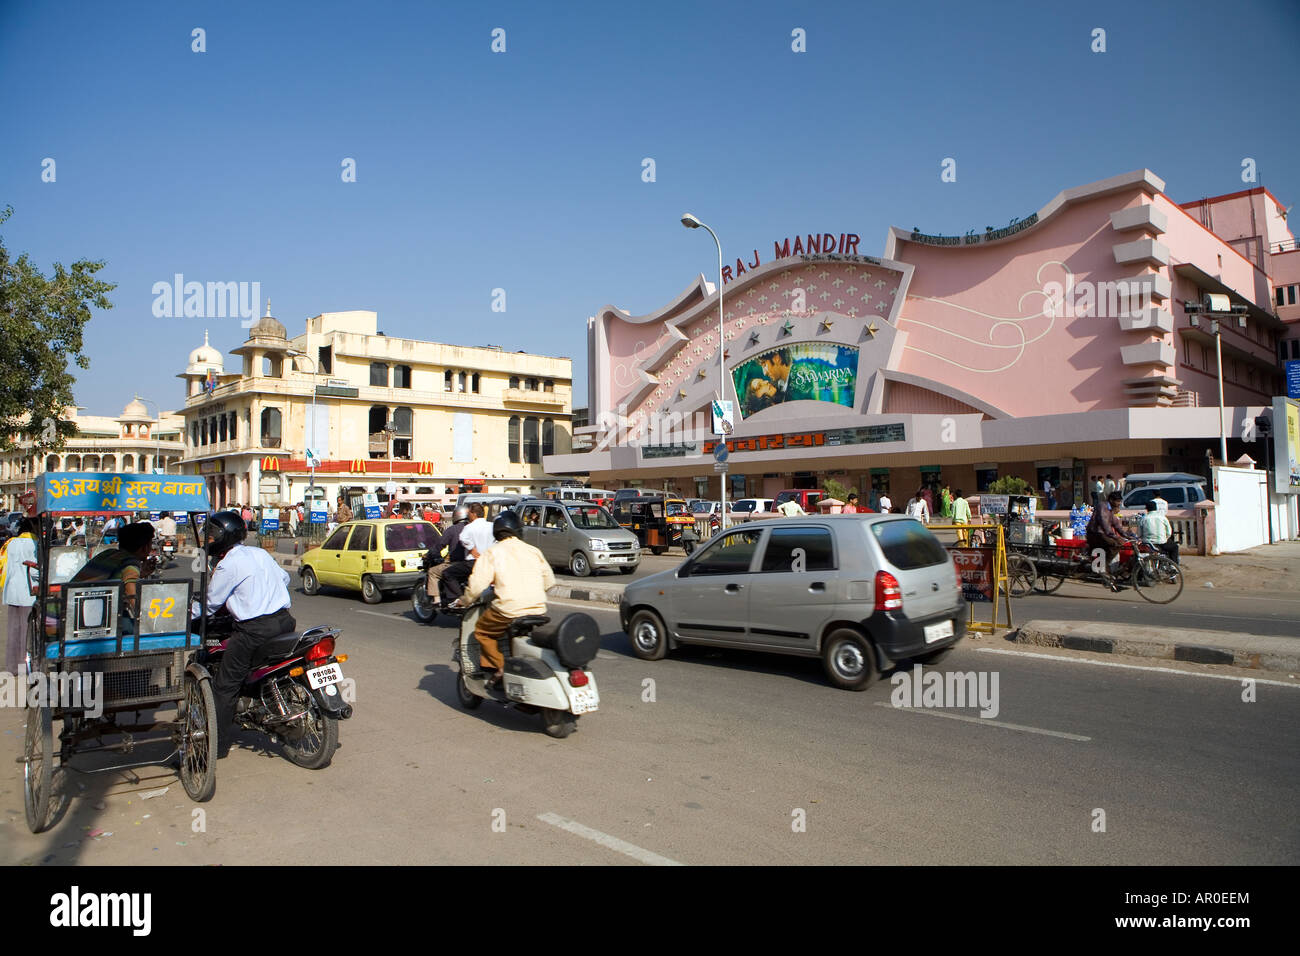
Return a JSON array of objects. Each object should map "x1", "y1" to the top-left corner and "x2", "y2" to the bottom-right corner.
[{"x1": 196, "y1": 510, "x2": 295, "y2": 758}]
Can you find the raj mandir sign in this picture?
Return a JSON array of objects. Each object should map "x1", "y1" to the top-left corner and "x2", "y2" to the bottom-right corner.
[{"x1": 721, "y1": 232, "x2": 864, "y2": 284}]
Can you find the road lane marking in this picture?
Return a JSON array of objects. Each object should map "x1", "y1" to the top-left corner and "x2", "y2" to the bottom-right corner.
[
  {"x1": 871, "y1": 702, "x2": 1091, "y2": 741},
  {"x1": 546, "y1": 598, "x2": 621, "y2": 612},
  {"x1": 536, "y1": 812, "x2": 684, "y2": 866},
  {"x1": 974, "y1": 647, "x2": 1300, "y2": 687},
  {"x1": 353, "y1": 609, "x2": 408, "y2": 621}
]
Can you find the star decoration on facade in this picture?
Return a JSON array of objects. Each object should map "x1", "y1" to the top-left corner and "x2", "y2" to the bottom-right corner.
[
  {"x1": 865, "y1": 321, "x2": 878, "y2": 337},
  {"x1": 748, "y1": 330, "x2": 760, "y2": 346},
  {"x1": 780, "y1": 319, "x2": 794, "y2": 336},
  {"x1": 723, "y1": 349, "x2": 730, "y2": 360},
  {"x1": 697, "y1": 367, "x2": 709, "y2": 379},
  {"x1": 819, "y1": 318, "x2": 834, "y2": 332},
  {"x1": 679, "y1": 389, "x2": 687, "y2": 399}
]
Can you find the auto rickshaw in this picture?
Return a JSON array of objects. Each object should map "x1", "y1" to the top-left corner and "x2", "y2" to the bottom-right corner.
[{"x1": 610, "y1": 494, "x2": 698, "y2": 555}]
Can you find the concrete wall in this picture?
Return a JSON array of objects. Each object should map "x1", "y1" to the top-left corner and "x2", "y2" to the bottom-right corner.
[{"x1": 1211, "y1": 465, "x2": 1269, "y2": 553}]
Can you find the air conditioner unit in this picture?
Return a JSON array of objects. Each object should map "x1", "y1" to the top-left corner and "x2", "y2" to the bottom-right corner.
[{"x1": 1203, "y1": 293, "x2": 1232, "y2": 313}]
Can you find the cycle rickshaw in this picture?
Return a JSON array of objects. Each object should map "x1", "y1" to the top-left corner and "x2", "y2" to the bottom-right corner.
[{"x1": 22, "y1": 472, "x2": 217, "y2": 833}]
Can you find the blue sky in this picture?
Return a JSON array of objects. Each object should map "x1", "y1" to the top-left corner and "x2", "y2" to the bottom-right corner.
[{"x1": 3, "y1": 0, "x2": 1298, "y2": 417}]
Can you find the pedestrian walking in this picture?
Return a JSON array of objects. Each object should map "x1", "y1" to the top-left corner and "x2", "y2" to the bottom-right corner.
[
  {"x1": 2, "y1": 518, "x2": 38, "y2": 676},
  {"x1": 878, "y1": 492, "x2": 892, "y2": 514},
  {"x1": 951, "y1": 489, "x2": 971, "y2": 544}
]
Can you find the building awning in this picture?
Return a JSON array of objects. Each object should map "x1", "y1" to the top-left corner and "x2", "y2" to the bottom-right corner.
[{"x1": 1171, "y1": 263, "x2": 1284, "y2": 329}]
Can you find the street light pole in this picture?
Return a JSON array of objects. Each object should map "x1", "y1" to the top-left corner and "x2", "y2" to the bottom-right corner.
[
  {"x1": 681, "y1": 213, "x2": 728, "y2": 529},
  {"x1": 1213, "y1": 320, "x2": 1227, "y2": 464}
]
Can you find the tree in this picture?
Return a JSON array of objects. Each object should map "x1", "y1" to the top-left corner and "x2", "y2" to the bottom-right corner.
[
  {"x1": 822, "y1": 477, "x2": 856, "y2": 502},
  {"x1": 0, "y1": 205, "x2": 115, "y2": 451},
  {"x1": 987, "y1": 475, "x2": 1033, "y2": 496}
]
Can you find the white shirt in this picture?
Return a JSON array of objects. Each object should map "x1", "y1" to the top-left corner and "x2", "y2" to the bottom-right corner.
[
  {"x1": 460, "y1": 518, "x2": 495, "y2": 558},
  {"x1": 878, "y1": 495, "x2": 892, "y2": 513},
  {"x1": 906, "y1": 497, "x2": 930, "y2": 522},
  {"x1": 158, "y1": 516, "x2": 176, "y2": 537},
  {"x1": 200, "y1": 544, "x2": 291, "y2": 622}
]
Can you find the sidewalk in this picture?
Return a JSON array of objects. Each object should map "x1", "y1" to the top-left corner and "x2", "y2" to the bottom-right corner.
[{"x1": 1178, "y1": 538, "x2": 1300, "y2": 592}]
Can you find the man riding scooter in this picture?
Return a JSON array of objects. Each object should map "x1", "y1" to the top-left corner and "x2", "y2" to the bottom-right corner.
[
  {"x1": 425, "y1": 504, "x2": 472, "y2": 606},
  {"x1": 462, "y1": 510, "x2": 554, "y2": 689},
  {"x1": 192, "y1": 510, "x2": 296, "y2": 758}
]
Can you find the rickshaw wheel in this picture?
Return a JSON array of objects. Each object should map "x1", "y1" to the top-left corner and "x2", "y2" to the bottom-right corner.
[
  {"x1": 180, "y1": 674, "x2": 217, "y2": 802},
  {"x1": 24, "y1": 704, "x2": 53, "y2": 833}
]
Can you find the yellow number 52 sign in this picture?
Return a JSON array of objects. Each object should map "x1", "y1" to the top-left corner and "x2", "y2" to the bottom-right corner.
[{"x1": 137, "y1": 582, "x2": 192, "y2": 636}]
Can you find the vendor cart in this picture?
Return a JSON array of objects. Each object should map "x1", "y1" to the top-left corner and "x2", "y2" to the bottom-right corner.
[{"x1": 22, "y1": 472, "x2": 216, "y2": 833}]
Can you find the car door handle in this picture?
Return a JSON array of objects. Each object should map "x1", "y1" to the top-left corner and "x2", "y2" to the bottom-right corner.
[
  {"x1": 808, "y1": 582, "x2": 826, "y2": 592},
  {"x1": 725, "y1": 583, "x2": 745, "y2": 593}
]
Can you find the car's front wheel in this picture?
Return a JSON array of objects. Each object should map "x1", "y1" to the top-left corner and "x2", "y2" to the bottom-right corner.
[
  {"x1": 821, "y1": 627, "x2": 877, "y2": 691},
  {"x1": 569, "y1": 551, "x2": 592, "y2": 578},
  {"x1": 628, "y1": 609, "x2": 669, "y2": 661}
]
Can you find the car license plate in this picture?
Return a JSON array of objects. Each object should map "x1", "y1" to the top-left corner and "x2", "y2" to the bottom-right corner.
[
  {"x1": 570, "y1": 685, "x2": 598, "y2": 715},
  {"x1": 923, "y1": 620, "x2": 954, "y2": 644},
  {"x1": 307, "y1": 663, "x2": 343, "y2": 689}
]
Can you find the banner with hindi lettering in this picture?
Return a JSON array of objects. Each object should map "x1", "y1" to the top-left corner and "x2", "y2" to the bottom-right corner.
[
  {"x1": 37, "y1": 473, "x2": 212, "y2": 514},
  {"x1": 950, "y1": 547, "x2": 994, "y2": 603}
]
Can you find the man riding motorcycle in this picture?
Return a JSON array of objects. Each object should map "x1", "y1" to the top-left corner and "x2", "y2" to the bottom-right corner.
[
  {"x1": 426, "y1": 504, "x2": 472, "y2": 604},
  {"x1": 462, "y1": 510, "x2": 554, "y2": 688},
  {"x1": 442, "y1": 502, "x2": 488, "y2": 603},
  {"x1": 193, "y1": 510, "x2": 296, "y2": 758}
]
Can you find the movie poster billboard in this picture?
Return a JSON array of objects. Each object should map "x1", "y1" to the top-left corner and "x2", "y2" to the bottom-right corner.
[
  {"x1": 1274, "y1": 397, "x2": 1300, "y2": 495},
  {"x1": 731, "y1": 343, "x2": 858, "y2": 419}
]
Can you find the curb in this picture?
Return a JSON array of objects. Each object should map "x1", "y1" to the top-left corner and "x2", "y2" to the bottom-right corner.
[
  {"x1": 546, "y1": 584, "x2": 623, "y2": 606},
  {"x1": 1015, "y1": 619, "x2": 1300, "y2": 673}
]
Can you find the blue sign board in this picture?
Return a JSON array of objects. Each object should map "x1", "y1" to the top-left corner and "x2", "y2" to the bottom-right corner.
[
  {"x1": 1286, "y1": 360, "x2": 1300, "y2": 400},
  {"x1": 38, "y1": 473, "x2": 212, "y2": 514},
  {"x1": 310, "y1": 511, "x2": 328, "y2": 524},
  {"x1": 260, "y1": 518, "x2": 280, "y2": 533}
]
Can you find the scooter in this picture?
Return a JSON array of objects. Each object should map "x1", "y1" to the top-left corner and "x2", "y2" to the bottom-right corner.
[
  {"x1": 452, "y1": 587, "x2": 600, "y2": 738},
  {"x1": 412, "y1": 551, "x2": 466, "y2": 624}
]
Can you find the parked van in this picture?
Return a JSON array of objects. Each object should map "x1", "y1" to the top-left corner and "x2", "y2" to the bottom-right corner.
[{"x1": 517, "y1": 497, "x2": 641, "y2": 577}]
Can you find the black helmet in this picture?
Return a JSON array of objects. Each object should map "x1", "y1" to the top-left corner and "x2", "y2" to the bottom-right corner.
[
  {"x1": 492, "y1": 510, "x2": 523, "y2": 541},
  {"x1": 452, "y1": 504, "x2": 471, "y2": 524},
  {"x1": 205, "y1": 510, "x2": 247, "y2": 557}
]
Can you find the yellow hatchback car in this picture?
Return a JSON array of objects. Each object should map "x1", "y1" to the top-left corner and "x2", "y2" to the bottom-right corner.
[{"x1": 300, "y1": 519, "x2": 441, "y2": 604}]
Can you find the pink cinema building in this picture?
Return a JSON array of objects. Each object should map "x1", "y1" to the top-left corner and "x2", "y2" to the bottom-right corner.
[{"x1": 546, "y1": 169, "x2": 1300, "y2": 527}]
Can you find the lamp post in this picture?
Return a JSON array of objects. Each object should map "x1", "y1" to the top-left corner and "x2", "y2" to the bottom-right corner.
[
  {"x1": 1183, "y1": 294, "x2": 1250, "y2": 466},
  {"x1": 287, "y1": 349, "x2": 323, "y2": 508},
  {"x1": 681, "y1": 213, "x2": 729, "y2": 528}
]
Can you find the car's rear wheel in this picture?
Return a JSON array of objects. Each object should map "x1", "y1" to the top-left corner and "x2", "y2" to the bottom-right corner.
[
  {"x1": 301, "y1": 566, "x2": 320, "y2": 596},
  {"x1": 361, "y1": 576, "x2": 383, "y2": 604},
  {"x1": 628, "y1": 609, "x2": 669, "y2": 661},
  {"x1": 821, "y1": 627, "x2": 877, "y2": 691}
]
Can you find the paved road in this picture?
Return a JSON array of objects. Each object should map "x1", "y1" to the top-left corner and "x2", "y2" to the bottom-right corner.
[{"x1": 3, "y1": 590, "x2": 1295, "y2": 866}]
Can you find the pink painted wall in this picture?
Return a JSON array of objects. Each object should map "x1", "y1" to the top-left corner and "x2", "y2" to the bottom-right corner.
[{"x1": 892, "y1": 190, "x2": 1158, "y2": 416}]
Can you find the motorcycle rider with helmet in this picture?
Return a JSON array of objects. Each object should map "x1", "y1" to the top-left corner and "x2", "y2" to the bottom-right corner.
[
  {"x1": 193, "y1": 510, "x2": 296, "y2": 758},
  {"x1": 426, "y1": 504, "x2": 472, "y2": 605},
  {"x1": 463, "y1": 510, "x2": 554, "y2": 688}
]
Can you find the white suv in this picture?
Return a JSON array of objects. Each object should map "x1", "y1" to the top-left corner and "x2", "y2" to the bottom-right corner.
[{"x1": 730, "y1": 498, "x2": 774, "y2": 514}]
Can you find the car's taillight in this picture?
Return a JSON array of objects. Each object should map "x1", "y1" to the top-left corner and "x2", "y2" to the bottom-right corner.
[
  {"x1": 382, "y1": 558, "x2": 395, "y2": 573},
  {"x1": 307, "y1": 637, "x2": 335, "y2": 662},
  {"x1": 954, "y1": 560, "x2": 962, "y2": 593},
  {"x1": 875, "y1": 570, "x2": 902, "y2": 611},
  {"x1": 568, "y1": 669, "x2": 589, "y2": 687}
]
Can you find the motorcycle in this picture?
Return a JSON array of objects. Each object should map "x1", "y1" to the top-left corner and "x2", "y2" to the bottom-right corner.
[
  {"x1": 193, "y1": 611, "x2": 353, "y2": 767},
  {"x1": 452, "y1": 587, "x2": 600, "y2": 738},
  {"x1": 412, "y1": 549, "x2": 466, "y2": 624}
]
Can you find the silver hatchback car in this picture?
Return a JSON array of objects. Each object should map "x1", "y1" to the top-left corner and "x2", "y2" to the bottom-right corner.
[
  {"x1": 619, "y1": 514, "x2": 965, "y2": 690},
  {"x1": 517, "y1": 498, "x2": 641, "y2": 577}
]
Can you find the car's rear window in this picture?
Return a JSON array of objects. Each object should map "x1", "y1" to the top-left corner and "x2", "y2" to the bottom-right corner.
[
  {"x1": 870, "y1": 519, "x2": 949, "y2": 570},
  {"x1": 666, "y1": 501, "x2": 689, "y2": 517},
  {"x1": 385, "y1": 522, "x2": 438, "y2": 552}
]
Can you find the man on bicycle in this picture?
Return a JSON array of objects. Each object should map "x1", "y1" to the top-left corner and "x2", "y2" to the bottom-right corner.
[{"x1": 1086, "y1": 491, "x2": 1134, "y2": 591}]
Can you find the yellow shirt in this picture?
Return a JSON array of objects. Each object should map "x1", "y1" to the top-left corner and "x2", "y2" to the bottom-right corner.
[{"x1": 465, "y1": 537, "x2": 555, "y2": 618}]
